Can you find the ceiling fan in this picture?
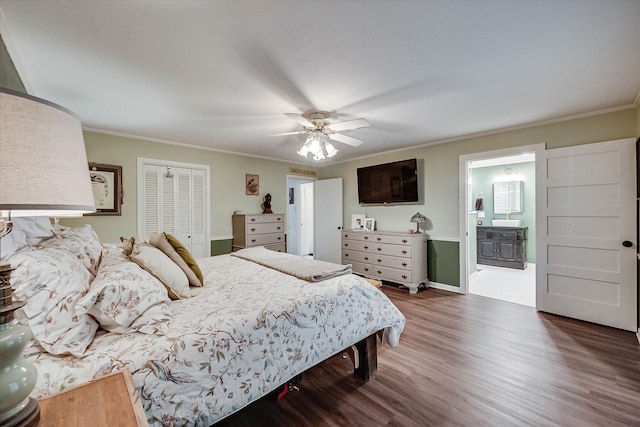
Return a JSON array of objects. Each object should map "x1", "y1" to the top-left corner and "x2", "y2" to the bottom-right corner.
[{"x1": 271, "y1": 111, "x2": 370, "y2": 160}]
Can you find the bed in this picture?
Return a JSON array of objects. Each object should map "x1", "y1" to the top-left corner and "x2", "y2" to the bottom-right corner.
[{"x1": 4, "y1": 220, "x2": 406, "y2": 426}]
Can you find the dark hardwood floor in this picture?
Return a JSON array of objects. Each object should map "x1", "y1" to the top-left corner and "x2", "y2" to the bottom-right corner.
[{"x1": 216, "y1": 286, "x2": 640, "y2": 426}]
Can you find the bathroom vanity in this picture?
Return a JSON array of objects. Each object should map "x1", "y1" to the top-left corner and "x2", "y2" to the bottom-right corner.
[{"x1": 476, "y1": 226, "x2": 527, "y2": 269}]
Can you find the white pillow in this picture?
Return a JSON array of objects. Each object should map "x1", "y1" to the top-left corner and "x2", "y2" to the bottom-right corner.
[{"x1": 0, "y1": 216, "x2": 53, "y2": 260}]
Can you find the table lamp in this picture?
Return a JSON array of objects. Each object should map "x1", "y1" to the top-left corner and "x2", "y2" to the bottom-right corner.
[
  {"x1": 0, "y1": 88, "x2": 95, "y2": 426},
  {"x1": 410, "y1": 212, "x2": 426, "y2": 234}
]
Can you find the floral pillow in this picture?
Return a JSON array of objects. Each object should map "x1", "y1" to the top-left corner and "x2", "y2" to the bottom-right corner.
[
  {"x1": 38, "y1": 224, "x2": 102, "y2": 276},
  {"x1": 9, "y1": 247, "x2": 98, "y2": 356},
  {"x1": 77, "y1": 244, "x2": 171, "y2": 335}
]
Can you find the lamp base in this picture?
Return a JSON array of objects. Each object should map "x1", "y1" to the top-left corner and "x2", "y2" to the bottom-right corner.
[{"x1": 0, "y1": 398, "x2": 39, "y2": 427}]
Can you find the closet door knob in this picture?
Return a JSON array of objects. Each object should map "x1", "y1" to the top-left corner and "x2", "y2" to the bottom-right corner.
[{"x1": 622, "y1": 240, "x2": 633, "y2": 247}]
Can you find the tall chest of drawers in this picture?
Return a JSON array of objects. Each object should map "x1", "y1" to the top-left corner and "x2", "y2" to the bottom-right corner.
[
  {"x1": 232, "y1": 213, "x2": 286, "y2": 252},
  {"x1": 341, "y1": 230, "x2": 428, "y2": 294}
]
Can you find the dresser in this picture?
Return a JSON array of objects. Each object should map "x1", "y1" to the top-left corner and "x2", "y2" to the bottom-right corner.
[
  {"x1": 232, "y1": 213, "x2": 286, "y2": 252},
  {"x1": 476, "y1": 226, "x2": 527, "y2": 269},
  {"x1": 341, "y1": 230, "x2": 428, "y2": 294}
]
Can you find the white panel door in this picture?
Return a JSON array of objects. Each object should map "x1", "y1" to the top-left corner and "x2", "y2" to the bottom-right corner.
[
  {"x1": 536, "y1": 138, "x2": 637, "y2": 331},
  {"x1": 314, "y1": 178, "x2": 343, "y2": 263}
]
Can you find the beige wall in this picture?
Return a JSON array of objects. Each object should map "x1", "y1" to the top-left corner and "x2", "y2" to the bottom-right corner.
[
  {"x1": 63, "y1": 131, "x2": 317, "y2": 243},
  {"x1": 319, "y1": 108, "x2": 638, "y2": 239}
]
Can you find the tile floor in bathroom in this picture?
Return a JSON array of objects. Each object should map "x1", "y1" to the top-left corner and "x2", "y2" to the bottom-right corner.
[{"x1": 469, "y1": 263, "x2": 536, "y2": 307}]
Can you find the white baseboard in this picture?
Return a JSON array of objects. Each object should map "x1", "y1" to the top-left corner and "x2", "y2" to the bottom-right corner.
[{"x1": 427, "y1": 281, "x2": 461, "y2": 294}]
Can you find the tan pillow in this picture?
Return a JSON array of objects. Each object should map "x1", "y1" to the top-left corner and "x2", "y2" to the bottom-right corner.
[
  {"x1": 165, "y1": 233, "x2": 204, "y2": 285},
  {"x1": 150, "y1": 232, "x2": 203, "y2": 287},
  {"x1": 129, "y1": 240, "x2": 191, "y2": 299}
]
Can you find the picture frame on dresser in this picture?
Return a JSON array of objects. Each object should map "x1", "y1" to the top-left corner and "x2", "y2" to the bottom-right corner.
[
  {"x1": 351, "y1": 214, "x2": 366, "y2": 230},
  {"x1": 364, "y1": 218, "x2": 375, "y2": 231}
]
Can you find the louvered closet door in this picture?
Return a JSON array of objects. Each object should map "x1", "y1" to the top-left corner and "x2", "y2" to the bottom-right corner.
[{"x1": 140, "y1": 164, "x2": 207, "y2": 257}]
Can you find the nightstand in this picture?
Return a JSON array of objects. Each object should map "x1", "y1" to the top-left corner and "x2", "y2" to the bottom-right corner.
[{"x1": 38, "y1": 370, "x2": 148, "y2": 427}]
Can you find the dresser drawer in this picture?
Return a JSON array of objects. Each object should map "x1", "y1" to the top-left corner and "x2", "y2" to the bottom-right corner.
[
  {"x1": 264, "y1": 243, "x2": 286, "y2": 253},
  {"x1": 372, "y1": 254, "x2": 412, "y2": 270},
  {"x1": 245, "y1": 214, "x2": 284, "y2": 224},
  {"x1": 370, "y1": 234, "x2": 412, "y2": 246},
  {"x1": 247, "y1": 233, "x2": 284, "y2": 246},
  {"x1": 351, "y1": 261, "x2": 374, "y2": 276},
  {"x1": 342, "y1": 240, "x2": 372, "y2": 252},
  {"x1": 246, "y1": 222, "x2": 284, "y2": 234},
  {"x1": 341, "y1": 232, "x2": 376, "y2": 242},
  {"x1": 372, "y1": 244, "x2": 412, "y2": 258},
  {"x1": 371, "y1": 265, "x2": 412, "y2": 284},
  {"x1": 342, "y1": 249, "x2": 372, "y2": 264}
]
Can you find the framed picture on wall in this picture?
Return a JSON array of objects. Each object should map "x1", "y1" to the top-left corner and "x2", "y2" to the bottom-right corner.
[
  {"x1": 246, "y1": 174, "x2": 259, "y2": 195},
  {"x1": 85, "y1": 163, "x2": 123, "y2": 216}
]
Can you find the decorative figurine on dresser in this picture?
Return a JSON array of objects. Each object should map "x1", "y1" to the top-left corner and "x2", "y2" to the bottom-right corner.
[
  {"x1": 341, "y1": 229, "x2": 428, "y2": 294},
  {"x1": 232, "y1": 213, "x2": 285, "y2": 253},
  {"x1": 262, "y1": 193, "x2": 273, "y2": 214}
]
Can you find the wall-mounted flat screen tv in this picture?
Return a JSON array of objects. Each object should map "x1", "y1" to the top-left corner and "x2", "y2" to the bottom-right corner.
[{"x1": 357, "y1": 158, "x2": 419, "y2": 204}]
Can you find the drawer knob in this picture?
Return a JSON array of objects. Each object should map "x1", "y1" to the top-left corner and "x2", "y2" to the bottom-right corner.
[
  {"x1": 377, "y1": 259, "x2": 382, "y2": 263},
  {"x1": 364, "y1": 246, "x2": 369, "y2": 250},
  {"x1": 402, "y1": 239, "x2": 407, "y2": 243},
  {"x1": 364, "y1": 257, "x2": 369, "y2": 261},
  {"x1": 344, "y1": 253, "x2": 349, "y2": 257},
  {"x1": 402, "y1": 250, "x2": 407, "y2": 254},
  {"x1": 364, "y1": 268, "x2": 369, "y2": 272},
  {"x1": 376, "y1": 248, "x2": 382, "y2": 251},
  {"x1": 344, "y1": 243, "x2": 349, "y2": 247},
  {"x1": 364, "y1": 236, "x2": 369, "y2": 240},
  {"x1": 377, "y1": 270, "x2": 382, "y2": 274},
  {"x1": 377, "y1": 237, "x2": 382, "y2": 241},
  {"x1": 402, "y1": 263, "x2": 407, "y2": 267},
  {"x1": 251, "y1": 218, "x2": 256, "y2": 222},
  {"x1": 344, "y1": 234, "x2": 349, "y2": 238},
  {"x1": 251, "y1": 228, "x2": 256, "y2": 232},
  {"x1": 402, "y1": 275, "x2": 407, "y2": 279},
  {"x1": 277, "y1": 226, "x2": 281, "y2": 230},
  {"x1": 277, "y1": 217, "x2": 282, "y2": 221},
  {"x1": 277, "y1": 237, "x2": 282, "y2": 240},
  {"x1": 251, "y1": 239, "x2": 256, "y2": 243}
]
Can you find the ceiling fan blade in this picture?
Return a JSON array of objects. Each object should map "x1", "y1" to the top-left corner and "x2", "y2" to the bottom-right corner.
[
  {"x1": 328, "y1": 118, "x2": 370, "y2": 132},
  {"x1": 284, "y1": 113, "x2": 316, "y2": 128},
  {"x1": 265, "y1": 131, "x2": 307, "y2": 137},
  {"x1": 329, "y1": 133, "x2": 364, "y2": 147}
]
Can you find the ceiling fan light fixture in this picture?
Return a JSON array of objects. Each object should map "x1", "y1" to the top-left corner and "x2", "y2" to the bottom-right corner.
[
  {"x1": 309, "y1": 138, "x2": 322, "y2": 155},
  {"x1": 313, "y1": 151, "x2": 325, "y2": 161},
  {"x1": 325, "y1": 142, "x2": 338, "y2": 157},
  {"x1": 297, "y1": 144, "x2": 309, "y2": 157}
]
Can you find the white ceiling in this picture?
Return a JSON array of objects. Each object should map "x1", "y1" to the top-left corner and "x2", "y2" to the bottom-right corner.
[{"x1": 1, "y1": 0, "x2": 639, "y2": 166}]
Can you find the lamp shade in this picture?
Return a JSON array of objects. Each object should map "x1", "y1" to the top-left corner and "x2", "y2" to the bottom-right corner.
[{"x1": 0, "y1": 89, "x2": 95, "y2": 217}]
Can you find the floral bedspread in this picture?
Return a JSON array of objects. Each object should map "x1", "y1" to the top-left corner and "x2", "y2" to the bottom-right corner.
[{"x1": 26, "y1": 254, "x2": 405, "y2": 426}]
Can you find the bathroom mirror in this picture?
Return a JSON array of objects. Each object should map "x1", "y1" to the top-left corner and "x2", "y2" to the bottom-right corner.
[{"x1": 493, "y1": 180, "x2": 522, "y2": 214}]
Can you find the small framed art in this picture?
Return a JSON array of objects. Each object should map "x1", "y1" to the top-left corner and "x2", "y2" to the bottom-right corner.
[
  {"x1": 85, "y1": 163, "x2": 123, "y2": 216},
  {"x1": 351, "y1": 214, "x2": 366, "y2": 230},
  {"x1": 364, "y1": 218, "x2": 375, "y2": 232},
  {"x1": 246, "y1": 174, "x2": 259, "y2": 195}
]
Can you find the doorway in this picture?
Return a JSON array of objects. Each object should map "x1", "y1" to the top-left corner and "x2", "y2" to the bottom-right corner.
[
  {"x1": 459, "y1": 144, "x2": 545, "y2": 307},
  {"x1": 286, "y1": 175, "x2": 316, "y2": 257}
]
